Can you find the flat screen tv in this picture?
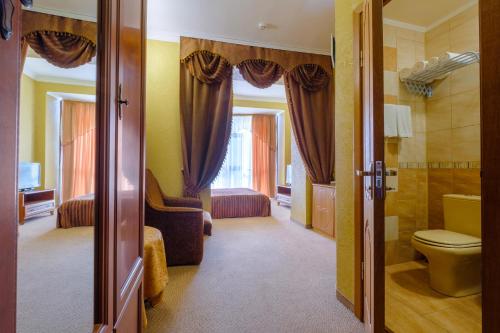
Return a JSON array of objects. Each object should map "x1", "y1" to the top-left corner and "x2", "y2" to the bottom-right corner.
[{"x1": 19, "y1": 162, "x2": 41, "y2": 191}]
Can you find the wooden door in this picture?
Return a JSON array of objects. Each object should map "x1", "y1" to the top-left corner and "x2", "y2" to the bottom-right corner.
[
  {"x1": 113, "y1": 0, "x2": 146, "y2": 331},
  {"x1": 359, "y1": 0, "x2": 385, "y2": 332},
  {"x1": 0, "y1": 1, "x2": 21, "y2": 332},
  {"x1": 96, "y1": 0, "x2": 146, "y2": 331},
  {"x1": 480, "y1": 0, "x2": 500, "y2": 331}
]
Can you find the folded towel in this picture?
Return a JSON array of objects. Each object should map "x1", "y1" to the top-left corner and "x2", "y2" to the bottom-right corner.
[
  {"x1": 427, "y1": 57, "x2": 440, "y2": 69},
  {"x1": 411, "y1": 60, "x2": 428, "y2": 74},
  {"x1": 399, "y1": 68, "x2": 412, "y2": 81},
  {"x1": 384, "y1": 104, "x2": 399, "y2": 138},
  {"x1": 396, "y1": 104, "x2": 413, "y2": 138}
]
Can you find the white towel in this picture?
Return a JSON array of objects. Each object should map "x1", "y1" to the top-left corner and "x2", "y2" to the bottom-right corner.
[
  {"x1": 384, "y1": 104, "x2": 398, "y2": 138},
  {"x1": 396, "y1": 104, "x2": 413, "y2": 138},
  {"x1": 399, "y1": 68, "x2": 412, "y2": 81},
  {"x1": 411, "y1": 60, "x2": 428, "y2": 74},
  {"x1": 438, "y1": 52, "x2": 468, "y2": 65},
  {"x1": 427, "y1": 57, "x2": 440, "y2": 69}
]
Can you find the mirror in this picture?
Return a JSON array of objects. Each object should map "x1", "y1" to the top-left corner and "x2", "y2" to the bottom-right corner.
[{"x1": 17, "y1": 1, "x2": 97, "y2": 332}]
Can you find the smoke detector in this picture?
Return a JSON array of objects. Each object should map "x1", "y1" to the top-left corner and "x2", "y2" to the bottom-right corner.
[{"x1": 258, "y1": 22, "x2": 269, "y2": 30}]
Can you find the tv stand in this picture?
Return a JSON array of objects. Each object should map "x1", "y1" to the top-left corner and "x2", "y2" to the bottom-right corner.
[{"x1": 18, "y1": 189, "x2": 56, "y2": 224}]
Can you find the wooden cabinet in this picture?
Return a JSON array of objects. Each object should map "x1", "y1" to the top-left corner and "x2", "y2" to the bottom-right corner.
[
  {"x1": 18, "y1": 189, "x2": 56, "y2": 224},
  {"x1": 312, "y1": 184, "x2": 336, "y2": 237}
]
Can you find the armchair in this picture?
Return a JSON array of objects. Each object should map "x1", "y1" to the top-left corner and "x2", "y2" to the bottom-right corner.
[{"x1": 145, "y1": 169, "x2": 211, "y2": 266}]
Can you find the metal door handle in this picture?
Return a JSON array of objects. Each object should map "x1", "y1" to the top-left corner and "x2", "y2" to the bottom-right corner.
[
  {"x1": 356, "y1": 170, "x2": 374, "y2": 177},
  {"x1": 118, "y1": 84, "x2": 128, "y2": 119}
]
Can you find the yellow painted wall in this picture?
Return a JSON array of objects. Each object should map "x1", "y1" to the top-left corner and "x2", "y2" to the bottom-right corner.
[
  {"x1": 145, "y1": 40, "x2": 185, "y2": 199},
  {"x1": 334, "y1": 0, "x2": 364, "y2": 303},
  {"x1": 19, "y1": 76, "x2": 95, "y2": 188},
  {"x1": 291, "y1": 135, "x2": 313, "y2": 227},
  {"x1": 19, "y1": 75, "x2": 36, "y2": 162}
]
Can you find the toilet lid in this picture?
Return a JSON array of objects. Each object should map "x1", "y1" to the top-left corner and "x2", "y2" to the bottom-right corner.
[{"x1": 413, "y1": 230, "x2": 481, "y2": 248}]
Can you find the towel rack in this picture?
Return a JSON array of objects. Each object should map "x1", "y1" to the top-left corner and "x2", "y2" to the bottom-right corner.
[{"x1": 400, "y1": 52, "x2": 480, "y2": 97}]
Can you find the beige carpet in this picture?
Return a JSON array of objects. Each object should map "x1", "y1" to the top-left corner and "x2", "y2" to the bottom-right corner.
[
  {"x1": 145, "y1": 202, "x2": 364, "y2": 333},
  {"x1": 17, "y1": 214, "x2": 94, "y2": 333}
]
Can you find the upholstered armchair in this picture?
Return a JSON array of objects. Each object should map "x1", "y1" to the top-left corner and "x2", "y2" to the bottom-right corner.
[{"x1": 145, "y1": 169, "x2": 211, "y2": 266}]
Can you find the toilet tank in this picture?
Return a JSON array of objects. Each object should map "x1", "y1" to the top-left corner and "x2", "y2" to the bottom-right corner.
[{"x1": 443, "y1": 194, "x2": 481, "y2": 238}]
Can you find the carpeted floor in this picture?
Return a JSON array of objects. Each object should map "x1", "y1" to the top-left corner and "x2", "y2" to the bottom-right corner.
[
  {"x1": 17, "y1": 214, "x2": 94, "y2": 333},
  {"x1": 145, "y1": 202, "x2": 364, "y2": 333}
]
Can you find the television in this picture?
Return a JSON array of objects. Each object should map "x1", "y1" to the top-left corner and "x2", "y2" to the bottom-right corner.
[
  {"x1": 19, "y1": 162, "x2": 41, "y2": 191},
  {"x1": 285, "y1": 164, "x2": 292, "y2": 186}
]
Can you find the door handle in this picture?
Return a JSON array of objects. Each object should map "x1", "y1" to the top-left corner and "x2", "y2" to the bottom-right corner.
[
  {"x1": 117, "y1": 84, "x2": 128, "y2": 119},
  {"x1": 356, "y1": 170, "x2": 374, "y2": 177}
]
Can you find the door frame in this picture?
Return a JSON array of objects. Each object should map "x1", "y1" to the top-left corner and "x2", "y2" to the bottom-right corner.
[{"x1": 355, "y1": 0, "x2": 500, "y2": 331}]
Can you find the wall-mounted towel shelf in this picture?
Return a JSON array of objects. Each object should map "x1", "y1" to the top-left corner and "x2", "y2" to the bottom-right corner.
[{"x1": 400, "y1": 52, "x2": 480, "y2": 97}]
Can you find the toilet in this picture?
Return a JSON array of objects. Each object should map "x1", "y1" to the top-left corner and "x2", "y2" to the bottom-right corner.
[{"x1": 411, "y1": 194, "x2": 481, "y2": 297}]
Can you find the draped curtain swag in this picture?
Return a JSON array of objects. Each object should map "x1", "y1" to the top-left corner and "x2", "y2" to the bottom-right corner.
[
  {"x1": 237, "y1": 59, "x2": 284, "y2": 88},
  {"x1": 21, "y1": 11, "x2": 97, "y2": 69},
  {"x1": 252, "y1": 115, "x2": 277, "y2": 197},
  {"x1": 284, "y1": 64, "x2": 335, "y2": 184},
  {"x1": 61, "y1": 101, "x2": 96, "y2": 202},
  {"x1": 180, "y1": 37, "x2": 335, "y2": 196},
  {"x1": 180, "y1": 51, "x2": 234, "y2": 197}
]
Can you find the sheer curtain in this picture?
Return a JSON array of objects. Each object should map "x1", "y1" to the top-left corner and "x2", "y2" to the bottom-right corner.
[
  {"x1": 61, "y1": 101, "x2": 96, "y2": 202},
  {"x1": 212, "y1": 116, "x2": 253, "y2": 189}
]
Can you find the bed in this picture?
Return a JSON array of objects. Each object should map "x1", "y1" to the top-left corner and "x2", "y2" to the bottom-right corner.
[
  {"x1": 211, "y1": 188, "x2": 271, "y2": 219},
  {"x1": 57, "y1": 194, "x2": 95, "y2": 228}
]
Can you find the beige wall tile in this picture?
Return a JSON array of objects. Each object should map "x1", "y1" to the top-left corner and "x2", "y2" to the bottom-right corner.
[
  {"x1": 451, "y1": 63, "x2": 480, "y2": 95},
  {"x1": 427, "y1": 129, "x2": 452, "y2": 162},
  {"x1": 429, "y1": 78, "x2": 450, "y2": 100},
  {"x1": 451, "y1": 89, "x2": 480, "y2": 128},
  {"x1": 452, "y1": 125, "x2": 481, "y2": 161},
  {"x1": 453, "y1": 169, "x2": 481, "y2": 196},
  {"x1": 425, "y1": 33, "x2": 450, "y2": 58},
  {"x1": 426, "y1": 97, "x2": 452, "y2": 132},
  {"x1": 396, "y1": 27, "x2": 417, "y2": 41},
  {"x1": 399, "y1": 136, "x2": 416, "y2": 163},
  {"x1": 415, "y1": 43, "x2": 425, "y2": 62},
  {"x1": 426, "y1": 21, "x2": 449, "y2": 44},
  {"x1": 450, "y1": 17, "x2": 479, "y2": 53},
  {"x1": 415, "y1": 133, "x2": 427, "y2": 163},
  {"x1": 384, "y1": 70, "x2": 398, "y2": 96},
  {"x1": 384, "y1": 46, "x2": 398, "y2": 71},
  {"x1": 384, "y1": 24, "x2": 397, "y2": 48},
  {"x1": 396, "y1": 38, "x2": 416, "y2": 70},
  {"x1": 414, "y1": 102, "x2": 426, "y2": 133},
  {"x1": 385, "y1": 95, "x2": 398, "y2": 104}
]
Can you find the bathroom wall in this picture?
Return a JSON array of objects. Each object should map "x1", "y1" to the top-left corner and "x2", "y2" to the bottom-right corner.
[
  {"x1": 383, "y1": 4, "x2": 481, "y2": 265},
  {"x1": 424, "y1": 4, "x2": 480, "y2": 230},
  {"x1": 383, "y1": 24, "x2": 428, "y2": 265}
]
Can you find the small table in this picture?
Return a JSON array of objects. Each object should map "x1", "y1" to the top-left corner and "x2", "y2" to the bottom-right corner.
[
  {"x1": 276, "y1": 185, "x2": 291, "y2": 207},
  {"x1": 142, "y1": 226, "x2": 168, "y2": 327}
]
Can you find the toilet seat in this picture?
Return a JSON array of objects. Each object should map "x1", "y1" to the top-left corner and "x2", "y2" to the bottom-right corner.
[{"x1": 413, "y1": 229, "x2": 481, "y2": 248}]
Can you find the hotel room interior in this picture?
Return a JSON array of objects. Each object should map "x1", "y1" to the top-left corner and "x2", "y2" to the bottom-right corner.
[{"x1": 9, "y1": 0, "x2": 490, "y2": 332}]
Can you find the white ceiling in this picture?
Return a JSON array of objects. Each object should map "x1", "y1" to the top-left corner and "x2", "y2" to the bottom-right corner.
[
  {"x1": 47, "y1": 92, "x2": 96, "y2": 102},
  {"x1": 384, "y1": 0, "x2": 477, "y2": 30},
  {"x1": 24, "y1": 57, "x2": 96, "y2": 86},
  {"x1": 29, "y1": 0, "x2": 334, "y2": 55}
]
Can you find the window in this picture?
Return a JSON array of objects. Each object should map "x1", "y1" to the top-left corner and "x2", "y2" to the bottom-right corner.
[{"x1": 212, "y1": 116, "x2": 253, "y2": 189}]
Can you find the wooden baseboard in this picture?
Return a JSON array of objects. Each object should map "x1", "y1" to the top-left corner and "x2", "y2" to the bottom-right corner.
[{"x1": 336, "y1": 289, "x2": 355, "y2": 313}]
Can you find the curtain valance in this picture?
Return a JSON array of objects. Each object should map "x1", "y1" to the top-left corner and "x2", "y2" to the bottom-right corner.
[
  {"x1": 22, "y1": 31, "x2": 96, "y2": 68},
  {"x1": 180, "y1": 37, "x2": 333, "y2": 75},
  {"x1": 22, "y1": 11, "x2": 97, "y2": 44},
  {"x1": 237, "y1": 59, "x2": 284, "y2": 88},
  {"x1": 182, "y1": 50, "x2": 233, "y2": 84}
]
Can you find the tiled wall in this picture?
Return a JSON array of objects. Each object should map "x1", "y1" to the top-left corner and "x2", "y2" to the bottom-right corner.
[
  {"x1": 383, "y1": 25, "x2": 428, "y2": 265},
  {"x1": 425, "y1": 4, "x2": 480, "y2": 230},
  {"x1": 383, "y1": 4, "x2": 480, "y2": 265}
]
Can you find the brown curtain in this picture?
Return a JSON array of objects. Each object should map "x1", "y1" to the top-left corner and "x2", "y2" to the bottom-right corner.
[
  {"x1": 23, "y1": 31, "x2": 96, "y2": 68},
  {"x1": 284, "y1": 64, "x2": 334, "y2": 184},
  {"x1": 237, "y1": 59, "x2": 284, "y2": 88},
  {"x1": 180, "y1": 50, "x2": 233, "y2": 197},
  {"x1": 252, "y1": 115, "x2": 277, "y2": 197},
  {"x1": 61, "y1": 101, "x2": 96, "y2": 202},
  {"x1": 20, "y1": 39, "x2": 28, "y2": 73}
]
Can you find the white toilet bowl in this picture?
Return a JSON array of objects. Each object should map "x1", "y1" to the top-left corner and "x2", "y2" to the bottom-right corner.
[{"x1": 411, "y1": 194, "x2": 481, "y2": 297}]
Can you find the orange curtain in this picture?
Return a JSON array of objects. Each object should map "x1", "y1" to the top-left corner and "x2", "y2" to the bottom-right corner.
[
  {"x1": 252, "y1": 115, "x2": 277, "y2": 197},
  {"x1": 61, "y1": 101, "x2": 96, "y2": 202}
]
